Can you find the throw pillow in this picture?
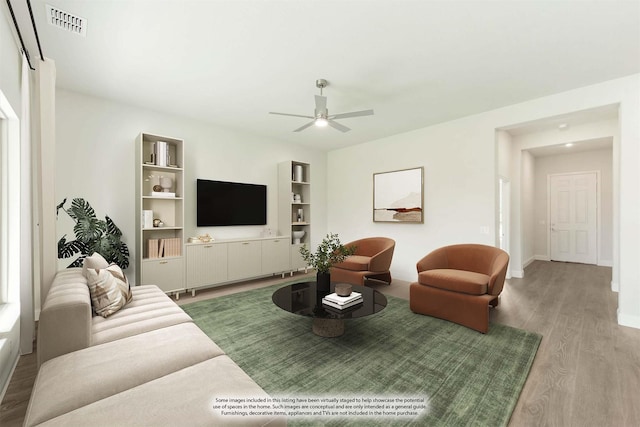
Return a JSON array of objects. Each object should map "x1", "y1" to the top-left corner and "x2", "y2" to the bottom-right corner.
[
  {"x1": 82, "y1": 252, "x2": 109, "y2": 278},
  {"x1": 85, "y1": 263, "x2": 133, "y2": 318}
]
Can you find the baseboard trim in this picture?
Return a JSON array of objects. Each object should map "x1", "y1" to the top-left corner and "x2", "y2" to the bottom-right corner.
[
  {"x1": 522, "y1": 257, "x2": 535, "y2": 269},
  {"x1": 510, "y1": 269, "x2": 524, "y2": 278},
  {"x1": 534, "y1": 255, "x2": 550, "y2": 262},
  {"x1": 598, "y1": 260, "x2": 613, "y2": 267},
  {"x1": 611, "y1": 281, "x2": 619, "y2": 292},
  {"x1": 618, "y1": 309, "x2": 640, "y2": 330}
]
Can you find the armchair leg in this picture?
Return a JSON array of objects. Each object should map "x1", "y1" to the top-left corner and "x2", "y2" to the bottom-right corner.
[{"x1": 364, "y1": 272, "x2": 392, "y2": 286}]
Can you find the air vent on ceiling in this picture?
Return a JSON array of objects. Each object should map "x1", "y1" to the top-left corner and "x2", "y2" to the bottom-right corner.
[{"x1": 46, "y1": 4, "x2": 86, "y2": 36}]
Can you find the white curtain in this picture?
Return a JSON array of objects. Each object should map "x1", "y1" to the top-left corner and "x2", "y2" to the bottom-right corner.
[{"x1": 35, "y1": 59, "x2": 56, "y2": 309}]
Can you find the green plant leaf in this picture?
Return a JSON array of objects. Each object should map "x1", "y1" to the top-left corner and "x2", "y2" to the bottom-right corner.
[
  {"x1": 57, "y1": 235, "x2": 84, "y2": 259},
  {"x1": 57, "y1": 197, "x2": 130, "y2": 270},
  {"x1": 67, "y1": 257, "x2": 85, "y2": 268},
  {"x1": 299, "y1": 233, "x2": 355, "y2": 273},
  {"x1": 105, "y1": 216, "x2": 122, "y2": 238}
]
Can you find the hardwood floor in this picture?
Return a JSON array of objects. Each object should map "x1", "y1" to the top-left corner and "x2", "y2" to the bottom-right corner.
[{"x1": 2, "y1": 261, "x2": 639, "y2": 426}]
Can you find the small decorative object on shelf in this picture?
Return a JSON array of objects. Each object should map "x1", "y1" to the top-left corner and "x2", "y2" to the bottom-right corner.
[
  {"x1": 292, "y1": 230, "x2": 305, "y2": 244},
  {"x1": 160, "y1": 176, "x2": 173, "y2": 192},
  {"x1": 198, "y1": 233, "x2": 213, "y2": 243},
  {"x1": 293, "y1": 164, "x2": 303, "y2": 182}
]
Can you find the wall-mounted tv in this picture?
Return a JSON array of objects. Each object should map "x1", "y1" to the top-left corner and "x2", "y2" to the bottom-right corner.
[{"x1": 197, "y1": 179, "x2": 267, "y2": 226}]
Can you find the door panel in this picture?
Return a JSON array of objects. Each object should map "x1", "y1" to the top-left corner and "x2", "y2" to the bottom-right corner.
[{"x1": 549, "y1": 172, "x2": 597, "y2": 264}]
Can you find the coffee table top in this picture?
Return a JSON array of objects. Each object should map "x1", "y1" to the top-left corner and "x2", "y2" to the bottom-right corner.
[{"x1": 272, "y1": 281, "x2": 387, "y2": 320}]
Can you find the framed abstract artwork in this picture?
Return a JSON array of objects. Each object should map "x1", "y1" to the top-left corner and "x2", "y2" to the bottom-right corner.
[{"x1": 373, "y1": 167, "x2": 424, "y2": 223}]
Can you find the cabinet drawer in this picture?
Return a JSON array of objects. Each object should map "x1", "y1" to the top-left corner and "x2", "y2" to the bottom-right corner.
[
  {"x1": 186, "y1": 244, "x2": 227, "y2": 287},
  {"x1": 262, "y1": 238, "x2": 290, "y2": 273},
  {"x1": 141, "y1": 258, "x2": 184, "y2": 293},
  {"x1": 291, "y1": 243, "x2": 308, "y2": 270},
  {"x1": 227, "y1": 241, "x2": 262, "y2": 280}
]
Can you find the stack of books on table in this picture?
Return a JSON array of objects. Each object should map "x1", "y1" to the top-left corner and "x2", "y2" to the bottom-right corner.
[{"x1": 322, "y1": 292, "x2": 363, "y2": 310}]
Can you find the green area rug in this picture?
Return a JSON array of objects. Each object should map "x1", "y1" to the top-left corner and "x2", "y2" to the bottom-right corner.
[{"x1": 182, "y1": 284, "x2": 541, "y2": 426}]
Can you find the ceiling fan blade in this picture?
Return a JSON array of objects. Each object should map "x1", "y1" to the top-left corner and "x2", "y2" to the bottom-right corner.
[
  {"x1": 328, "y1": 120, "x2": 351, "y2": 133},
  {"x1": 315, "y1": 95, "x2": 327, "y2": 114},
  {"x1": 269, "y1": 112, "x2": 315, "y2": 119},
  {"x1": 329, "y1": 109, "x2": 374, "y2": 120},
  {"x1": 293, "y1": 121, "x2": 316, "y2": 132}
]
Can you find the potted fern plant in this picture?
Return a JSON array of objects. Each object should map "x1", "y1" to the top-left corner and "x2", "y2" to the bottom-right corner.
[
  {"x1": 56, "y1": 198, "x2": 130, "y2": 269},
  {"x1": 300, "y1": 233, "x2": 355, "y2": 291}
]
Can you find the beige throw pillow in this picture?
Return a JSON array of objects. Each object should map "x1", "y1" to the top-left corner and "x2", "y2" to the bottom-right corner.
[
  {"x1": 85, "y1": 264, "x2": 133, "y2": 318},
  {"x1": 82, "y1": 252, "x2": 109, "y2": 278}
]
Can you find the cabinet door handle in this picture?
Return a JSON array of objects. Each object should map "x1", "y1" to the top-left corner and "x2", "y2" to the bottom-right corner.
[
  {"x1": 204, "y1": 245, "x2": 213, "y2": 248},
  {"x1": 242, "y1": 242, "x2": 249, "y2": 245},
  {"x1": 159, "y1": 261, "x2": 168, "y2": 265}
]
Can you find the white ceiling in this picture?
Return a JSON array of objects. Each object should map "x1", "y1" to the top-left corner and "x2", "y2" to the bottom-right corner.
[{"x1": 17, "y1": 1, "x2": 640, "y2": 150}]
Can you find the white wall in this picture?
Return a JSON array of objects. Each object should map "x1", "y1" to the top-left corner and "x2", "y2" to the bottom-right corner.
[
  {"x1": 521, "y1": 150, "x2": 535, "y2": 267},
  {"x1": 328, "y1": 115, "x2": 498, "y2": 282},
  {"x1": 327, "y1": 74, "x2": 640, "y2": 329},
  {"x1": 55, "y1": 89, "x2": 328, "y2": 285},
  {"x1": 532, "y1": 148, "x2": 613, "y2": 265}
]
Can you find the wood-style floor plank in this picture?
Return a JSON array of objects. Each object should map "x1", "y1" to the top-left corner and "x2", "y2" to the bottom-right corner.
[{"x1": 2, "y1": 261, "x2": 639, "y2": 427}]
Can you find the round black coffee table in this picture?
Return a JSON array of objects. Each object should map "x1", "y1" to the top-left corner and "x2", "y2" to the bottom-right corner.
[{"x1": 272, "y1": 281, "x2": 387, "y2": 337}]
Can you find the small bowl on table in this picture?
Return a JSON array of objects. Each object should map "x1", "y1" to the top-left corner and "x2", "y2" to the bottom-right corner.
[{"x1": 334, "y1": 283, "x2": 352, "y2": 297}]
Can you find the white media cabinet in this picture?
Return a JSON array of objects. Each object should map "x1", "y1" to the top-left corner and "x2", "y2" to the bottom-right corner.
[{"x1": 185, "y1": 235, "x2": 299, "y2": 296}]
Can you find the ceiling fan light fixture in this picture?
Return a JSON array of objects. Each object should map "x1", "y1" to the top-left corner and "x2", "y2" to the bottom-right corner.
[
  {"x1": 315, "y1": 117, "x2": 328, "y2": 127},
  {"x1": 269, "y1": 78, "x2": 373, "y2": 133}
]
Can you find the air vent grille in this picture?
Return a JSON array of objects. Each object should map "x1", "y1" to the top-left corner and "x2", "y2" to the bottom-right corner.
[{"x1": 46, "y1": 4, "x2": 86, "y2": 36}]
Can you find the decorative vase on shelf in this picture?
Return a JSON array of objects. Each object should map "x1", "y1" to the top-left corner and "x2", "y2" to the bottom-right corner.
[
  {"x1": 160, "y1": 176, "x2": 173, "y2": 192},
  {"x1": 316, "y1": 271, "x2": 331, "y2": 293}
]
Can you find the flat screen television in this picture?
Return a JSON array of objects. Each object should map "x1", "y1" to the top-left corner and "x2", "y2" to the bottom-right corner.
[{"x1": 197, "y1": 179, "x2": 267, "y2": 226}]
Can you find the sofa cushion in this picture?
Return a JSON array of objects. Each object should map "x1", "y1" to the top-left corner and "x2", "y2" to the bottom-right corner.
[
  {"x1": 333, "y1": 255, "x2": 371, "y2": 271},
  {"x1": 31, "y1": 356, "x2": 286, "y2": 427},
  {"x1": 418, "y1": 269, "x2": 489, "y2": 295},
  {"x1": 82, "y1": 252, "x2": 109, "y2": 278},
  {"x1": 91, "y1": 285, "x2": 192, "y2": 346},
  {"x1": 24, "y1": 323, "x2": 225, "y2": 427},
  {"x1": 85, "y1": 263, "x2": 133, "y2": 317}
]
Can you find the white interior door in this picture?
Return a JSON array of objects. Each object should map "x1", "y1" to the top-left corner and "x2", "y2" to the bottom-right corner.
[{"x1": 549, "y1": 172, "x2": 597, "y2": 264}]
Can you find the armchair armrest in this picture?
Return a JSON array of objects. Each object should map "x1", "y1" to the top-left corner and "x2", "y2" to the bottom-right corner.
[
  {"x1": 416, "y1": 247, "x2": 448, "y2": 272},
  {"x1": 487, "y1": 252, "x2": 509, "y2": 295},
  {"x1": 369, "y1": 244, "x2": 395, "y2": 272}
]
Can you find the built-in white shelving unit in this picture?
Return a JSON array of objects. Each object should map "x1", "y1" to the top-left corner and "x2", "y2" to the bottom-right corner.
[
  {"x1": 135, "y1": 132, "x2": 185, "y2": 296},
  {"x1": 278, "y1": 161, "x2": 310, "y2": 271}
]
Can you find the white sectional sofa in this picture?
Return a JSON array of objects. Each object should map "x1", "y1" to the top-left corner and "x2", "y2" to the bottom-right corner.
[{"x1": 24, "y1": 268, "x2": 285, "y2": 426}]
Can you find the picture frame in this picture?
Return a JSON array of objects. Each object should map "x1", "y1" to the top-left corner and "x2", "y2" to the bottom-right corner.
[{"x1": 373, "y1": 167, "x2": 424, "y2": 223}]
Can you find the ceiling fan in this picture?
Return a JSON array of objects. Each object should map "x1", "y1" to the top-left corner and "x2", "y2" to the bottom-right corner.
[{"x1": 269, "y1": 79, "x2": 374, "y2": 133}]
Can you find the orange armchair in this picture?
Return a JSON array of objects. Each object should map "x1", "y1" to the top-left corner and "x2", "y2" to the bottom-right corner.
[
  {"x1": 409, "y1": 244, "x2": 509, "y2": 333},
  {"x1": 330, "y1": 237, "x2": 395, "y2": 286}
]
